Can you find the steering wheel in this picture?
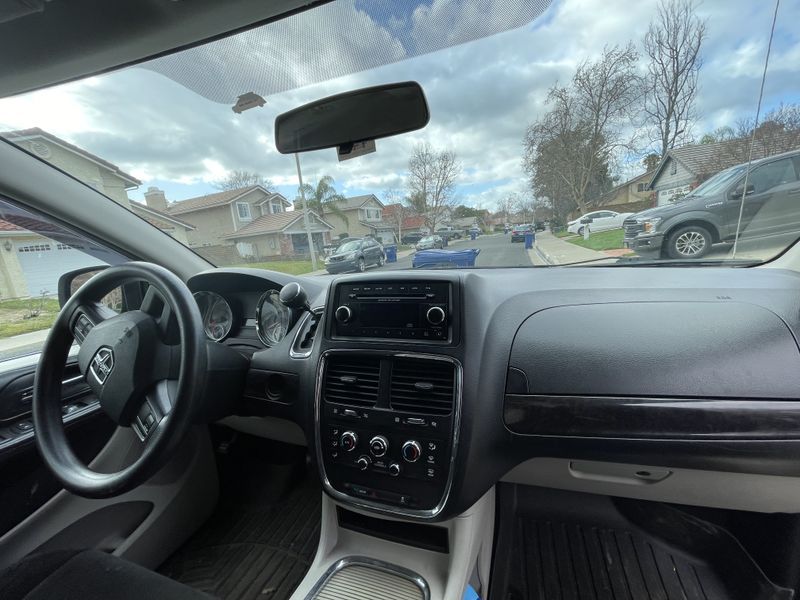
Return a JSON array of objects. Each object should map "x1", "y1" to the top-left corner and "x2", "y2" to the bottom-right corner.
[{"x1": 33, "y1": 262, "x2": 207, "y2": 499}]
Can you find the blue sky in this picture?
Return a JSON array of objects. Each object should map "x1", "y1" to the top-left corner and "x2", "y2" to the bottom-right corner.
[{"x1": 1, "y1": 0, "x2": 797, "y2": 212}]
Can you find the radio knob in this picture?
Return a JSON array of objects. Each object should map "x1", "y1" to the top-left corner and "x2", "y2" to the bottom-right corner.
[
  {"x1": 340, "y1": 431, "x2": 358, "y2": 452},
  {"x1": 388, "y1": 462, "x2": 401, "y2": 477},
  {"x1": 369, "y1": 435, "x2": 388, "y2": 457},
  {"x1": 335, "y1": 305, "x2": 353, "y2": 323},
  {"x1": 426, "y1": 306, "x2": 446, "y2": 325},
  {"x1": 356, "y1": 455, "x2": 371, "y2": 471},
  {"x1": 401, "y1": 440, "x2": 421, "y2": 463}
]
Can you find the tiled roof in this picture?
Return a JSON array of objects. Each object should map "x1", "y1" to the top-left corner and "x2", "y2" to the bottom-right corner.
[
  {"x1": 167, "y1": 186, "x2": 261, "y2": 215},
  {"x1": 129, "y1": 202, "x2": 196, "y2": 230},
  {"x1": 1, "y1": 127, "x2": 141, "y2": 186},
  {"x1": 334, "y1": 194, "x2": 384, "y2": 211},
  {"x1": 223, "y1": 210, "x2": 332, "y2": 239}
]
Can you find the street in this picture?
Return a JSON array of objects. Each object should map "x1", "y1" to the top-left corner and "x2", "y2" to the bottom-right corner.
[{"x1": 317, "y1": 233, "x2": 532, "y2": 277}]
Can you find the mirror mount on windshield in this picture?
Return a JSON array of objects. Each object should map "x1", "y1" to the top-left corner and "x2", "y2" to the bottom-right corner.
[{"x1": 274, "y1": 81, "x2": 430, "y2": 155}]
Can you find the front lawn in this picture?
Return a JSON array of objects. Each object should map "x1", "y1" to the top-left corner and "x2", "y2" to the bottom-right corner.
[
  {"x1": 233, "y1": 260, "x2": 315, "y2": 275},
  {"x1": 0, "y1": 297, "x2": 60, "y2": 338},
  {"x1": 567, "y1": 228, "x2": 625, "y2": 251},
  {"x1": 554, "y1": 230, "x2": 573, "y2": 238}
]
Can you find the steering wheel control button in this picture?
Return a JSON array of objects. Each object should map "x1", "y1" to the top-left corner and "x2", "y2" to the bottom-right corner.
[
  {"x1": 340, "y1": 431, "x2": 358, "y2": 452},
  {"x1": 401, "y1": 440, "x2": 421, "y2": 463},
  {"x1": 356, "y1": 456, "x2": 371, "y2": 471},
  {"x1": 388, "y1": 463, "x2": 401, "y2": 477},
  {"x1": 335, "y1": 305, "x2": 353, "y2": 323},
  {"x1": 426, "y1": 306, "x2": 446, "y2": 325},
  {"x1": 369, "y1": 435, "x2": 388, "y2": 457}
]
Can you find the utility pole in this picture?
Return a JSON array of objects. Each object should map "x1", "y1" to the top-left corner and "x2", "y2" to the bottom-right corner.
[{"x1": 294, "y1": 153, "x2": 318, "y2": 271}]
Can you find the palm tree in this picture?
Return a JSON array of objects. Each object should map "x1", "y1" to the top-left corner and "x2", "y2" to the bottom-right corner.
[{"x1": 295, "y1": 175, "x2": 348, "y2": 226}]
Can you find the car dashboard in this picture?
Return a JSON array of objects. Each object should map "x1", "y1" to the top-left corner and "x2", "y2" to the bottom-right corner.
[{"x1": 195, "y1": 265, "x2": 800, "y2": 521}]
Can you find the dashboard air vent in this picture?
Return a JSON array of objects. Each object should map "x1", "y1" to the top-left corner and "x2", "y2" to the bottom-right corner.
[
  {"x1": 323, "y1": 356, "x2": 381, "y2": 408},
  {"x1": 390, "y1": 358, "x2": 455, "y2": 416}
]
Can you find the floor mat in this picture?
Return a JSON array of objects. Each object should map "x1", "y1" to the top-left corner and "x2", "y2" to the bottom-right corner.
[
  {"x1": 159, "y1": 436, "x2": 321, "y2": 600},
  {"x1": 492, "y1": 486, "x2": 793, "y2": 600}
]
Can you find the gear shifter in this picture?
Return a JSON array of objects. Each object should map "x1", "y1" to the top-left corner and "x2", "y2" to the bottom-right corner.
[{"x1": 279, "y1": 282, "x2": 312, "y2": 314}]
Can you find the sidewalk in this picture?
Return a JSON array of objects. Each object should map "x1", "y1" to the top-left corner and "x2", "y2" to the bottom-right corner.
[{"x1": 527, "y1": 231, "x2": 615, "y2": 265}]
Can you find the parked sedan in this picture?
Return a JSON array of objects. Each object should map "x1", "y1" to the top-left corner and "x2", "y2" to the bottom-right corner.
[
  {"x1": 510, "y1": 225, "x2": 533, "y2": 242},
  {"x1": 415, "y1": 235, "x2": 444, "y2": 250},
  {"x1": 324, "y1": 237, "x2": 385, "y2": 273},
  {"x1": 567, "y1": 210, "x2": 633, "y2": 235}
]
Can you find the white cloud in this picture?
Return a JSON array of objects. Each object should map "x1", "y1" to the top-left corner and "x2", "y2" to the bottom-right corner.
[{"x1": 1, "y1": 0, "x2": 797, "y2": 212}]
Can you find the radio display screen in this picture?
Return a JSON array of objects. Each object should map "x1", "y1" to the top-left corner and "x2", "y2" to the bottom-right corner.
[{"x1": 359, "y1": 302, "x2": 419, "y2": 328}]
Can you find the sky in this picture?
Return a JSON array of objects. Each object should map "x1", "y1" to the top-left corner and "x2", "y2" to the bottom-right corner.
[{"x1": 0, "y1": 0, "x2": 798, "y2": 212}]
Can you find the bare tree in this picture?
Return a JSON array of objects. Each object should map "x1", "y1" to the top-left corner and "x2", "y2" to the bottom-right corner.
[
  {"x1": 214, "y1": 169, "x2": 272, "y2": 191},
  {"x1": 523, "y1": 44, "x2": 639, "y2": 215},
  {"x1": 382, "y1": 188, "x2": 413, "y2": 243},
  {"x1": 643, "y1": 0, "x2": 706, "y2": 158},
  {"x1": 407, "y1": 143, "x2": 461, "y2": 231}
]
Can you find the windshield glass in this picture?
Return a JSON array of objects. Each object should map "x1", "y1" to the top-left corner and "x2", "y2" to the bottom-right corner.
[
  {"x1": 1, "y1": 0, "x2": 796, "y2": 273},
  {"x1": 688, "y1": 166, "x2": 748, "y2": 198},
  {"x1": 336, "y1": 241, "x2": 361, "y2": 253}
]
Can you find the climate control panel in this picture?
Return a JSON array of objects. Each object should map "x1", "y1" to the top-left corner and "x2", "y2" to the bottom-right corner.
[{"x1": 321, "y1": 402, "x2": 453, "y2": 512}]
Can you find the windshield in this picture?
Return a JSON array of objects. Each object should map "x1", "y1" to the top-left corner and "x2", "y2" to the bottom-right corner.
[
  {"x1": 1, "y1": 0, "x2": 797, "y2": 272},
  {"x1": 687, "y1": 166, "x2": 748, "y2": 198},
  {"x1": 336, "y1": 241, "x2": 361, "y2": 253}
]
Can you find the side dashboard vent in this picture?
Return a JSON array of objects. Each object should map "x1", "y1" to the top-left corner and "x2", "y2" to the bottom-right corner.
[
  {"x1": 390, "y1": 358, "x2": 455, "y2": 416},
  {"x1": 323, "y1": 356, "x2": 381, "y2": 408}
]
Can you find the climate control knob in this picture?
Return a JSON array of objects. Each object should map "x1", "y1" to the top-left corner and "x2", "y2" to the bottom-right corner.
[
  {"x1": 356, "y1": 456, "x2": 371, "y2": 471},
  {"x1": 401, "y1": 440, "x2": 421, "y2": 463},
  {"x1": 335, "y1": 305, "x2": 353, "y2": 323},
  {"x1": 426, "y1": 306, "x2": 446, "y2": 325},
  {"x1": 388, "y1": 462, "x2": 401, "y2": 477},
  {"x1": 340, "y1": 431, "x2": 358, "y2": 452},
  {"x1": 369, "y1": 435, "x2": 388, "y2": 457}
]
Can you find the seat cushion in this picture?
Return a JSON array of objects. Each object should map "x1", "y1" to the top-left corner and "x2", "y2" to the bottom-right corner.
[{"x1": 0, "y1": 549, "x2": 216, "y2": 600}]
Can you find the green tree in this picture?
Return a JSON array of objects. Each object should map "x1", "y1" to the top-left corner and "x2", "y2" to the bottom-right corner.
[
  {"x1": 642, "y1": 153, "x2": 661, "y2": 171},
  {"x1": 295, "y1": 175, "x2": 348, "y2": 225}
]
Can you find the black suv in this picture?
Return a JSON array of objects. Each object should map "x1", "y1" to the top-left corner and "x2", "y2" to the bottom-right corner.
[{"x1": 624, "y1": 150, "x2": 800, "y2": 259}]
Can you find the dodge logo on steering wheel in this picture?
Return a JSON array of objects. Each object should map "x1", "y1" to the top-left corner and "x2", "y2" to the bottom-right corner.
[{"x1": 90, "y1": 347, "x2": 115, "y2": 384}]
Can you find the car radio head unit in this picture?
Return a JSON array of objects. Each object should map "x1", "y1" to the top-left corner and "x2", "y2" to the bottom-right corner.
[{"x1": 330, "y1": 281, "x2": 452, "y2": 342}]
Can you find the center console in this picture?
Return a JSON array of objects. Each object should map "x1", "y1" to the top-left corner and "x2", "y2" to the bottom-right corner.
[{"x1": 316, "y1": 279, "x2": 461, "y2": 518}]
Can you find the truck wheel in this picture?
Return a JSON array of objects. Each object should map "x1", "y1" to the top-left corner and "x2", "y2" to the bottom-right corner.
[{"x1": 667, "y1": 225, "x2": 712, "y2": 259}]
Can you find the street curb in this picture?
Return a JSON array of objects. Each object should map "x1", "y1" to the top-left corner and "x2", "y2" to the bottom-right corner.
[{"x1": 534, "y1": 244, "x2": 555, "y2": 265}]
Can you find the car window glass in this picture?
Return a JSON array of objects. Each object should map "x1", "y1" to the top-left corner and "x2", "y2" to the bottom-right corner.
[
  {"x1": 749, "y1": 159, "x2": 797, "y2": 194},
  {"x1": 0, "y1": 198, "x2": 128, "y2": 362}
]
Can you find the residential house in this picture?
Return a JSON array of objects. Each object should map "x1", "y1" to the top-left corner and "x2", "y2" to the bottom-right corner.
[
  {"x1": 0, "y1": 129, "x2": 192, "y2": 299},
  {"x1": 322, "y1": 194, "x2": 395, "y2": 244},
  {"x1": 223, "y1": 210, "x2": 334, "y2": 258},
  {"x1": 382, "y1": 204, "x2": 427, "y2": 240},
  {"x1": 649, "y1": 136, "x2": 800, "y2": 206}
]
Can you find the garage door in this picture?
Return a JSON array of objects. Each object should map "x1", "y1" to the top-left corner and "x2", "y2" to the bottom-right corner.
[{"x1": 15, "y1": 241, "x2": 104, "y2": 298}]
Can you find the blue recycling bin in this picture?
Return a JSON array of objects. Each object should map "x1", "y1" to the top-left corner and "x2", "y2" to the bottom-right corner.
[
  {"x1": 412, "y1": 248, "x2": 480, "y2": 269},
  {"x1": 384, "y1": 244, "x2": 397, "y2": 263},
  {"x1": 524, "y1": 231, "x2": 535, "y2": 249}
]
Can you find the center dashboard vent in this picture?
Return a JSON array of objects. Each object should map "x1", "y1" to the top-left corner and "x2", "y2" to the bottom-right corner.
[
  {"x1": 323, "y1": 356, "x2": 381, "y2": 408},
  {"x1": 390, "y1": 358, "x2": 455, "y2": 416}
]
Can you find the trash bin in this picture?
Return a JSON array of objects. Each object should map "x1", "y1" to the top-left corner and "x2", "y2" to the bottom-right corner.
[
  {"x1": 384, "y1": 244, "x2": 398, "y2": 263},
  {"x1": 524, "y1": 231, "x2": 534, "y2": 249},
  {"x1": 470, "y1": 231, "x2": 477, "y2": 241},
  {"x1": 412, "y1": 248, "x2": 480, "y2": 269}
]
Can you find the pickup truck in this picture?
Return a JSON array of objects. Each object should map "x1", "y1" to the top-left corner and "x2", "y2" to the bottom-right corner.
[
  {"x1": 624, "y1": 150, "x2": 800, "y2": 259},
  {"x1": 435, "y1": 226, "x2": 463, "y2": 240}
]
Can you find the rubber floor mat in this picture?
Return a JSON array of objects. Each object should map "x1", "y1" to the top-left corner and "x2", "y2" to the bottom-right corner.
[
  {"x1": 159, "y1": 439, "x2": 321, "y2": 600},
  {"x1": 493, "y1": 486, "x2": 793, "y2": 600}
]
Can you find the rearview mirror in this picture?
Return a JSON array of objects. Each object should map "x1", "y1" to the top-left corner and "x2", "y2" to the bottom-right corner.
[{"x1": 274, "y1": 81, "x2": 430, "y2": 154}]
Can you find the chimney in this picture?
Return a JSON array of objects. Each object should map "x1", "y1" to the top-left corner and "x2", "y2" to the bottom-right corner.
[{"x1": 144, "y1": 186, "x2": 168, "y2": 211}]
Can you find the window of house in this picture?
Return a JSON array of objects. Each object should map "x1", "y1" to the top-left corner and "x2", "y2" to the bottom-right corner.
[
  {"x1": 637, "y1": 183, "x2": 647, "y2": 192},
  {"x1": 236, "y1": 202, "x2": 252, "y2": 221},
  {"x1": 670, "y1": 161, "x2": 677, "y2": 175},
  {"x1": 271, "y1": 201, "x2": 282, "y2": 214}
]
